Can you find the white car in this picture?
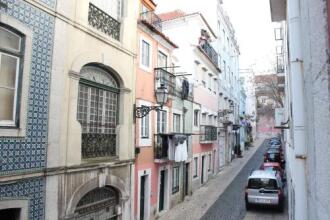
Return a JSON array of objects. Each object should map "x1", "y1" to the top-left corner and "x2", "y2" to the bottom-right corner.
[{"x1": 245, "y1": 170, "x2": 284, "y2": 211}]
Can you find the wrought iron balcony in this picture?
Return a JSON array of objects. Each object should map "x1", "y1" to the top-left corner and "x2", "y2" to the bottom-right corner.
[
  {"x1": 200, "y1": 125, "x2": 217, "y2": 143},
  {"x1": 140, "y1": 11, "x2": 162, "y2": 32},
  {"x1": 154, "y1": 134, "x2": 169, "y2": 160},
  {"x1": 81, "y1": 123, "x2": 117, "y2": 159},
  {"x1": 88, "y1": 3, "x2": 121, "y2": 40},
  {"x1": 154, "y1": 134, "x2": 189, "y2": 162},
  {"x1": 155, "y1": 67, "x2": 176, "y2": 96},
  {"x1": 199, "y1": 41, "x2": 219, "y2": 68}
]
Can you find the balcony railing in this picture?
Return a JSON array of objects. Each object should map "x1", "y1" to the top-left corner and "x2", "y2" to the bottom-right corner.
[
  {"x1": 199, "y1": 41, "x2": 219, "y2": 68},
  {"x1": 154, "y1": 134, "x2": 189, "y2": 161},
  {"x1": 154, "y1": 134, "x2": 169, "y2": 160},
  {"x1": 88, "y1": 3, "x2": 121, "y2": 40},
  {"x1": 200, "y1": 125, "x2": 217, "y2": 143},
  {"x1": 140, "y1": 11, "x2": 162, "y2": 32},
  {"x1": 155, "y1": 67, "x2": 176, "y2": 96},
  {"x1": 81, "y1": 122, "x2": 117, "y2": 159}
]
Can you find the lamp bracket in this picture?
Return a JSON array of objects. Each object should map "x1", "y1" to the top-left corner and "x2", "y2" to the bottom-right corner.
[{"x1": 135, "y1": 105, "x2": 163, "y2": 118}]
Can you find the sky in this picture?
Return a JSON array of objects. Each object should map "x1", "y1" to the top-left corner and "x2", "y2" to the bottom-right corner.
[
  {"x1": 154, "y1": 0, "x2": 277, "y2": 74},
  {"x1": 221, "y1": 0, "x2": 277, "y2": 73}
]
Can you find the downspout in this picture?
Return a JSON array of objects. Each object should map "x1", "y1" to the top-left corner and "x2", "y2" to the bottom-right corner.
[{"x1": 287, "y1": 0, "x2": 308, "y2": 219}]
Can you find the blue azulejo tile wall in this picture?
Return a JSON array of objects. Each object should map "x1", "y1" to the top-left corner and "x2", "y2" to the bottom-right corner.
[
  {"x1": 0, "y1": 177, "x2": 46, "y2": 220},
  {"x1": 0, "y1": 0, "x2": 55, "y2": 174}
]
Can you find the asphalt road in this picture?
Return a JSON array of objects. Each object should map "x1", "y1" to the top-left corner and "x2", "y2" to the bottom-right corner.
[{"x1": 201, "y1": 140, "x2": 289, "y2": 220}]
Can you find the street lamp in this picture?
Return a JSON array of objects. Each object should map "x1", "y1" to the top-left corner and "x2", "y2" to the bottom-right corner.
[{"x1": 134, "y1": 84, "x2": 169, "y2": 118}]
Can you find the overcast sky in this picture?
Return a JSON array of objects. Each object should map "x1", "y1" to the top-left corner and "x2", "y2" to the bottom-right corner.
[
  {"x1": 155, "y1": 0, "x2": 277, "y2": 74},
  {"x1": 222, "y1": 0, "x2": 277, "y2": 73}
]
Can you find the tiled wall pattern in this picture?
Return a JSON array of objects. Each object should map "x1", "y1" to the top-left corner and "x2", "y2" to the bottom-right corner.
[
  {"x1": 0, "y1": 0, "x2": 55, "y2": 174},
  {"x1": 0, "y1": 0, "x2": 55, "y2": 219},
  {"x1": 37, "y1": 0, "x2": 56, "y2": 8},
  {"x1": 0, "y1": 177, "x2": 45, "y2": 219}
]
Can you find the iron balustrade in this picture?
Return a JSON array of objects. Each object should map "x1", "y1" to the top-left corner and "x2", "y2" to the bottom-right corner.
[
  {"x1": 81, "y1": 123, "x2": 117, "y2": 159},
  {"x1": 88, "y1": 3, "x2": 121, "y2": 40},
  {"x1": 200, "y1": 41, "x2": 219, "y2": 68},
  {"x1": 154, "y1": 134, "x2": 169, "y2": 160},
  {"x1": 155, "y1": 67, "x2": 176, "y2": 96},
  {"x1": 200, "y1": 125, "x2": 218, "y2": 142},
  {"x1": 140, "y1": 11, "x2": 162, "y2": 32}
]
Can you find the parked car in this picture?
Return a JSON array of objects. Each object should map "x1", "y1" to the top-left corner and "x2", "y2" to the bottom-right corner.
[
  {"x1": 268, "y1": 144, "x2": 283, "y2": 153},
  {"x1": 245, "y1": 170, "x2": 285, "y2": 211},
  {"x1": 260, "y1": 162, "x2": 286, "y2": 181},
  {"x1": 264, "y1": 149, "x2": 285, "y2": 168}
]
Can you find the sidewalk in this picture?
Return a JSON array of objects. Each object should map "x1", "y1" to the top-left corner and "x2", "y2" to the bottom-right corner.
[{"x1": 158, "y1": 138, "x2": 266, "y2": 220}]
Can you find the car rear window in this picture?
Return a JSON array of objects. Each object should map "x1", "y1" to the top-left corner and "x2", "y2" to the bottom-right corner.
[
  {"x1": 264, "y1": 167, "x2": 279, "y2": 172},
  {"x1": 248, "y1": 178, "x2": 278, "y2": 190}
]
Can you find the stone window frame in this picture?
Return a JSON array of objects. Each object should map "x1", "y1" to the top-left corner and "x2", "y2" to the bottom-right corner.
[
  {"x1": 0, "y1": 15, "x2": 32, "y2": 137},
  {"x1": 0, "y1": 199, "x2": 29, "y2": 220}
]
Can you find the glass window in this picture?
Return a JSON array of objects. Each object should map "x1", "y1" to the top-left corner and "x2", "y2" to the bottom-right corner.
[
  {"x1": 194, "y1": 110, "x2": 199, "y2": 126},
  {"x1": 193, "y1": 157, "x2": 198, "y2": 178},
  {"x1": 201, "y1": 113, "x2": 206, "y2": 125},
  {"x1": 172, "y1": 166, "x2": 180, "y2": 194},
  {"x1": 173, "y1": 113, "x2": 181, "y2": 133},
  {"x1": 141, "y1": 40, "x2": 150, "y2": 67},
  {"x1": 141, "y1": 108, "x2": 149, "y2": 138},
  {"x1": 77, "y1": 66, "x2": 119, "y2": 159},
  {"x1": 208, "y1": 115, "x2": 212, "y2": 125},
  {"x1": 157, "y1": 110, "x2": 167, "y2": 133},
  {"x1": 157, "y1": 51, "x2": 167, "y2": 68},
  {"x1": 0, "y1": 26, "x2": 23, "y2": 127},
  {"x1": 90, "y1": 0, "x2": 123, "y2": 20}
]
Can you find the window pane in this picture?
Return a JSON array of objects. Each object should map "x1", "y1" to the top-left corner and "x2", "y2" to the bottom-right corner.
[
  {"x1": 0, "y1": 27, "x2": 21, "y2": 52},
  {"x1": 0, "y1": 54, "x2": 18, "y2": 88},
  {"x1": 0, "y1": 87, "x2": 14, "y2": 120}
]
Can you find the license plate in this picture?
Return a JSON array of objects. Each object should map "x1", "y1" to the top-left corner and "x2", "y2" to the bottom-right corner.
[{"x1": 256, "y1": 198, "x2": 271, "y2": 203}]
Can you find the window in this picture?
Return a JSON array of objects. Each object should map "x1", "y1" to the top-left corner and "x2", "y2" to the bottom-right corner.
[
  {"x1": 172, "y1": 166, "x2": 180, "y2": 194},
  {"x1": 141, "y1": 40, "x2": 150, "y2": 68},
  {"x1": 194, "y1": 110, "x2": 199, "y2": 126},
  {"x1": 90, "y1": 0, "x2": 123, "y2": 20},
  {"x1": 208, "y1": 73, "x2": 212, "y2": 91},
  {"x1": 173, "y1": 113, "x2": 181, "y2": 133},
  {"x1": 157, "y1": 110, "x2": 167, "y2": 133},
  {"x1": 201, "y1": 113, "x2": 206, "y2": 125},
  {"x1": 141, "y1": 109, "x2": 149, "y2": 138},
  {"x1": 157, "y1": 50, "x2": 167, "y2": 68},
  {"x1": 193, "y1": 157, "x2": 198, "y2": 178},
  {"x1": 0, "y1": 26, "x2": 23, "y2": 127},
  {"x1": 77, "y1": 66, "x2": 119, "y2": 159},
  {"x1": 214, "y1": 116, "x2": 217, "y2": 126},
  {"x1": 208, "y1": 154, "x2": 212, "y2": 171},
  {"x1": 213, "y1": 78, "x2": 217, "y2": 93},
  {"x1": 208, "y1": 115, "x2": 212, "y2": 125},
  {"x1": 223, "y1": 60, "x2": 226, "y2": 79}
]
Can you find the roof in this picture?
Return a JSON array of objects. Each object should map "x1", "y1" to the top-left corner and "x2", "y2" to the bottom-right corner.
[
  {"x1": 158, "y1": 10, "x2": 217, "y2": 38},
  {"x1": 139, "y1": 20, "x2": 178, "y2": 49},
  {"x1": 158, "y1": 10, "x2": 187, "y2": 21},
  {"x1": 249, "y1": 170, "x2": 277, "y2": 179}
]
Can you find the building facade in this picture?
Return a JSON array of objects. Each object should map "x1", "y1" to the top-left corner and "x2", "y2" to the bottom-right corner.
[
  {"x1": 269, "y1": 0, "x2": 330, "y2": 219},
  {"x1": 159, "y1": 11, "x2": 220, "y2": 193},
  {"x1": 0, "y1": 0, "x2": 55, "y2": 219},
  {"x1": 134, "y1": 1, "x2": 193, "y2": 220},
  {"x1": 46, "y1": 0, "x2": 138, "y2": 219}
]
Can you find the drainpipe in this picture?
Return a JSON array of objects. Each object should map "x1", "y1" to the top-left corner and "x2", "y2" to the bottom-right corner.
[{"x1": 287, "y1": 0, "x2": 308, "y2": 219}]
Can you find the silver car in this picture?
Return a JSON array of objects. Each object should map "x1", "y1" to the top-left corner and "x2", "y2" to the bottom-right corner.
[{"x1": 245, "y1": 170, "x2": 284, "y2": 211}]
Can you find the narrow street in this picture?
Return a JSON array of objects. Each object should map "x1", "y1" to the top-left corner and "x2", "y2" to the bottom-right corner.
[{"x1": 201, "y1": 140, "x2": 289, "y2": 220}]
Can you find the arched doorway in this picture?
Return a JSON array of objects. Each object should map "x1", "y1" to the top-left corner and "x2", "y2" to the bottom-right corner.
[{"x1": 74, "y1": 186, "x2": 120, "y2": 220}]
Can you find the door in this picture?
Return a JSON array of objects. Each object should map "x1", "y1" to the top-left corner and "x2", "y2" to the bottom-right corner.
[
  {"x1": 184, "y1": 163, "x2": 189, "y2": 196},
  {"x1": 201, "y1": 156, "x2": 205, "y2": 184},
  {"x1": 219, "y1": 135, "x2": 225, "y2": 167},
  {"x1": 159, "y1": 170, "x2": 165, "y2": 212},
  {"x1": 140, "y1": 175, "x2": 146, "y2": 220}
]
